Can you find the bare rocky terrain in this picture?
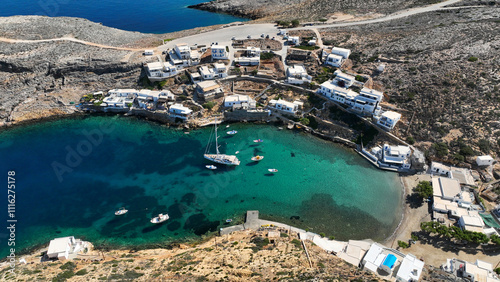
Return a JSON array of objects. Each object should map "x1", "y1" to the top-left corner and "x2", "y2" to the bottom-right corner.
[
  {"x1": 318, "y1": 6, "x2": 500, "y2": 161},
  {"x1": 189, "y1": 0, "x2": 448, "y2": 21}
]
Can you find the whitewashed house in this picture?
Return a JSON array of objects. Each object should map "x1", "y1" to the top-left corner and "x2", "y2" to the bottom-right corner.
[
  {"x1": 108, "y1": 89, "x2": 138, "y2": 97},
  {"x1": 169, "y1": 43, "x2": 201, "y2": 68},
  {"x1": 318, "y1": 81, "x2": 358, "y2": 105},
  {"x1": 331, "y1": 47, "x2": 351, "y2": 59},
  {"x1": 375, "y1": 111, "x2": 401, "y2": 131},
  {"x1": 352, "y1": 87, "x2": 383, "y2": 115},
  {"x1": 308, "y1": 38, "x2": 317, "y2": 46},
  {"x1": 432, "y1": 177, "x2": 462, "y2": 201},
  {"x1": 199, "y1": 66, "x2": 215, "y2": 80},
  {"x1": 246, "y1": 47, "x2": 261, "y2": 57},
  {"x1": 288, "y1": 36, "x2": 300, "y2": 45},
  {"x1": 431, "y1": 162, "x2": 452, "y2": 176},
  {"x1": 211, "y1": 44, "x2": 229, "y2": 60},
  {"x1": 146, "y1": 61, "x2": 179, "y2": 81},
  {"x1": 213, "y1": 63, "x2": 228, "y2": 78},
  {"x1": 333, "y1": 70, "x2": 356, "y2": 88},
  {"x1": 396, "y1": 254, "x2": 424, "y2": 282},
  {"x1": 269, "y1": 99, "x2": 303, "y2": 115},
  {"x1": 47, "y1": 236, "x2": 83, "y2": 260},
  {"x1": 224, "y1": 94, "x2": 256, "y2": 109},
  {"x1": 325, "y1": 53, "x2": 344, "y2": 67},
  {"x1": 476, "y1": 155, "x2": 495, "y2": 166},
  {"x1": 286, "y1": 65, "x2": 312, "y2": 85},
  {"x1": 382, "y1": 144, "x2": 412, "y2": 169},
  {"x1": 169, "y1": 104, "x2": 193, "y2": 120},
  {"x1": 458, "y1": 213, "x2": 485, "y2": 233}
]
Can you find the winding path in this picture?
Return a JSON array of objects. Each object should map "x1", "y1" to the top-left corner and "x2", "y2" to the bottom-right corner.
[{"x1": 0, "y1": 36, "x2": 143, "y2": 51}]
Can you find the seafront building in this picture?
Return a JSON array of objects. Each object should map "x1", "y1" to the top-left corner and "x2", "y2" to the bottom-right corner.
[
  {"x1": 268, "y1": 99, "x2": 303, "y2": 115},
  {"x1": 47, "y1": 236, "x2": 85, "y2": 260}
]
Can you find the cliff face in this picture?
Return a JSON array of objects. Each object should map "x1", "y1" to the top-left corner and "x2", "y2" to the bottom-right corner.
[{"x1": 0, "y1": 16, "x2": 158, "y2": 126}]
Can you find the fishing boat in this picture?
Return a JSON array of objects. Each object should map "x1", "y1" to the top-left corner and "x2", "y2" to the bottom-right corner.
[
  {"x1": 150, "y1": 213, "x2": 169, "y2": 224},
  {"x1": 251, "y1": 155, "x2": 264, "y2": 161},
  {"x1": 227, "y1": 130, "x2": 238, "y2": 135},
  {"x1": 205, "y1": 165, "x2": 217, "y2": 170},
  {"x1": 204, "y1": 119, "x2": 240, "y2": 166},
  {"x1": 226, "y1": 219, "x2": 233, "y2": 223},
  {"x1": 253, "y1": 139, "x2": 263, "y2": 143},
  {"x1": 114, "y1": 208, "x2": 128, "y2": 216},
  {"x1": 268, "y1": 168, "x2": 278, "y2": 173}
]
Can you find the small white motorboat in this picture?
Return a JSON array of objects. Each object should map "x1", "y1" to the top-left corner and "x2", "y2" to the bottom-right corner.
[
  {"x1": 115, "y1": 208, "x2": 128, "y2": 216},
  {"x1": 226, "y1": 125, "x2": 230, "y2": 128},
  {"x1": 268, "y1": 168, "x2": 278, "y2": 173},
  {"x1": 251, "y1": 155, "x2": 264, "y2": 161},
  {"x1": 226, "y1": 219, "x2": 233, "y2": 223},
  {"x1": 206, "y1": 165, "x2": 217, "y2": 170},
  {"x1": 227, "y1": 130, "x2": 238, "y2": 135},
  {"x1": 253, "y1": 139, "x2": 263, "y2": 143},
  {"x1": 150, "y1": 213, "x2": 169, "y2": 224},
  {"x1": 235, "y1": 151, "x2": 240, "y2": 154}
]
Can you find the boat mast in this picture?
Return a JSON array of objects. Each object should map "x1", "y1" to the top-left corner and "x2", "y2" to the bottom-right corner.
[{"x1": 215, "y1": 118, "x2": 220, "y2": 155}]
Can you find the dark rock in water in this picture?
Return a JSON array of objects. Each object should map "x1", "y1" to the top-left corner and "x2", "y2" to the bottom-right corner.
[
  {"x1": 167, "y1": 221, "x2": 181, "y2": 231},
  {"x1": 174, "y1": 233, "x2": 178, "y2": 236},
  {"x1": 252, "y1": 197, "x2": 256, "y2": 199},
  {"x1": 181, "y1": 192, "x2": 196, "y2": 206},
  {"x1": 55, "y1": 230, "x2": 61, "y2": 234},
  {"x1": 184, "y1": 213, "x2": 219, "y2": 236},
  {"x1": 291, "y1": 152, "x2": 295, "y2": 157},
  {"x1": 168, "y1": 203, "x2": 185, "y2": 220},
  {"x1": 240, "y1": 200, "x2": 244, "y2": 203},
  {"x1": 290, "y1": 215, "x2": 300, "y2": 220},
  {"x1": 225, "y1": 200, "x2": 229, "y2": 203}
]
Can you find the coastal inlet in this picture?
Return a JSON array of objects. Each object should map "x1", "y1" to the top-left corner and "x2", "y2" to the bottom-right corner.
[{"x1": 0, "y1": 116, "x2": 403, "y2": 257}]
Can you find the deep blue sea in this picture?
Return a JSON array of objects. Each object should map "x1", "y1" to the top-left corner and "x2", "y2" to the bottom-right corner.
[
  {"x1": 0, "y1": 116, "x2": 403, "y2": 258},
  {"x1": 0, "y1": 0, "x2": 248, "y2": 33}
]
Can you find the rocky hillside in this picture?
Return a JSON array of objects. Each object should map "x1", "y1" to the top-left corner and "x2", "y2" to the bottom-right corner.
[
  {"x1": 1, "y1": 230, "x2": 383, "y2": 281},
  {"x1": 319, "y1": 5, "x2": 500, "y2": 161},
  {"x1": 189, "y1": 0, "x2": 443, "y2": 21},
  {"x1": 0, "y1": 16, "x2": 161, "y2": 125}
]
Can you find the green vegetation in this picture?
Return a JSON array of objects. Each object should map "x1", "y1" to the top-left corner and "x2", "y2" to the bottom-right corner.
[
  {"x1": 406, "y1": 136, "x2": 415, "y2": 145},
  {"x1": 314, "y1": 67, "x2": 335, "y2": 84},
  {"x1": 60, "y1": 262, "x2": 76, "y2": 271},
  {"x1": 329, "y1": 236, "x2": 335, "y2": 240},
  {"x1": 291, "y1": 19, "x2": 300, "y2": 27},
  {"x1": 250, "y1": 237, "x2": 269, "y2": 252},
  {"x1": 491, "y1": 235, "x2": 500, "y2": 246},
  {"x1": 306, "y1": 115, "x2": 318, "y2": 129},
  {"x1": 202, "y1": 101, "x2": 216, "y2": 111},
  {"x1": 260, "y1": 52, "x2": 275, "y2": 60},
  {"x1": 420, "y1": 221, "x2": 490, "y2": 244},
  {"x1": 52, "y1": 271, "x2": 75, "y2": 282},
  {"x1": 294, "y1": 45, "x2": 320, "y2": 50},
  {"x1": 478, "y1": 139, "x2": 490, "y2": 153},
  {"x1": 318, "y1": 18, "x2": 327, "y2": 22},
  {"x1": 75, "y1": 269, "x2": 88, "y2": 276},
  {"x1": 280, "y1": 232, "x2": 289, "y2": 238},
  {"x1": 432, "y1": 142, "x2": 449, "y2": 157},
  {"x1": 495, "y1": 267, "x2": 500, "y2": 275},
  {"x1": 414, "y1": 181, "x2": 433, "y2": 199},
  {"x1": 276, "y1": 20, "x2": 290, "y2": 27},
  {"x1": 126, "y1": 102, "x2": 133, "y2": 108},
  {"x1": 467, "y1": 56, "x2": 478, "y2": 62},
  {"x1": 299, "y1": 117, "x2": 310, "y2": 126},
  {"x1": 355, "y1": 75, "x2": 366, "y2": 83},
  {"x1": 319, "y1": 232, "x2": 326, "y2": 238},
  {"x1": 291, "y1": 239, "x2": 302, "y2": 248},
  {"x1": 397, "y1": 240, "x2": 409, "y2": 249}
]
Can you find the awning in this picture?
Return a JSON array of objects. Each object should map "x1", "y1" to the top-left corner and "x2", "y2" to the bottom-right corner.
[{"x1": 479, "y1": 213, "x2": 500, "y2": 228}]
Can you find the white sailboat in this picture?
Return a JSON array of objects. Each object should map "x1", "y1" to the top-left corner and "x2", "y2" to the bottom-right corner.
[{"x1": 204, "y1": 119, "x2": 240, "y2": 166}]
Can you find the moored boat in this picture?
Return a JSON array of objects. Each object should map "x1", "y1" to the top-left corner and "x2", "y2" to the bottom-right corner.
[
  {"x1": 253, "y1": 139, "x2": 263, "y2": 143},
  {"x1": 150, "y1": 213, "x2": 169, "y2": 224},
  {"x1": 268, "y1": 168, "x2": 278, "y2": 173},
  {"x1": 227, "y1": 130, "x2": 237, "y2": 135},
  {"x1": 115, "y1": 208, "x2": 128, "y2": 216},
  {"x1": 206, "y1": 165, "x2": 217, "y2": 170},
  {"x1": 204, "y1": 119, "x2": 240, "y2": 166},
  {"x1": 251, "y1": 155, "x2": 264, "y2": 161}
]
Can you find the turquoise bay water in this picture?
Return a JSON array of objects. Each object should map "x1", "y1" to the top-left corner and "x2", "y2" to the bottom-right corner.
[
  {"x1": 0, "y1": 116, "x2": 403, "y2": 258},
  {"x1": 0, "y1": 0, "x2": 248, "y2": 34}
]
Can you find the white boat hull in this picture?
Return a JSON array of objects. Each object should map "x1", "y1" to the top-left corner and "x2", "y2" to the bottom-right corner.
[{"x1": 204, "y1": 154, "x2": 240, "y2": 166}]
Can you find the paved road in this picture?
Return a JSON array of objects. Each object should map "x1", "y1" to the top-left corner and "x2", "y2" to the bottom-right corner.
[{"x1": 288, "y1": 0, "x2": 464, "y2": 31}]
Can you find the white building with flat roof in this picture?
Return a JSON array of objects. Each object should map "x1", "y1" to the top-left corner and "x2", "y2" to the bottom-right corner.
[
  {"x1": 169, "y1": 104, "x2": 193, "y2": 120},
  {"x1": 288, "y1": 36, "x2": 300, "y2": 45},
  {"x1": 108, "y1": 89, "x2": 138, "y2": 97},
  {"x1": 211, "y1": 44, "x2": 229, "y2": 60},
  {"x1": 375, "y1": 111, "x2": 401, "y2": 131},
  {"x1": 331, "y1": 47, "x2": 351, "y2": 59},
  {"x1": 333, "y1": 70, "x2": 356, "y2": 88},
  {"x1": 269, "y1": 99, "x2": 303, "y2": 115},
  {"x1": 146, "y1": 61, "x2": 179, "y2": 80},
  {"x1": 396, "y1": 254, "x2": 424, "y2": 282},
  {"x1": 477, "y1": 155, "x2": 495, "y2": 166},
  {"x1": 382, "y1": 144, "x2": 412, "y2": 169},
  {"x1": 325, "y1": 53, "x2": 344, "y2": 67},
  {"x1": 224, "y1": 94, "x2": 256, "y2": 109},
  {"x1": 47, "y1": 236, "x2": 83, "y2": 260},
  {"x1": 286, "y1": 65, "x2": 312, "y2": 85},
  {"x1": 195, "y1": 80, "x2": 223, "y2": 101},
  {"x1": 432, "y1": 177, "x2": 462, "y2": 201},
  {"x1": 352, "y1": 87, "x2": 383, "y2": 115}
]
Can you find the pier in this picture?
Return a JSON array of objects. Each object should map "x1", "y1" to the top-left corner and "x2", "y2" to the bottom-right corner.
[{"x1": 220, "y1": 210, "x2": 307, "y2": 235}]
